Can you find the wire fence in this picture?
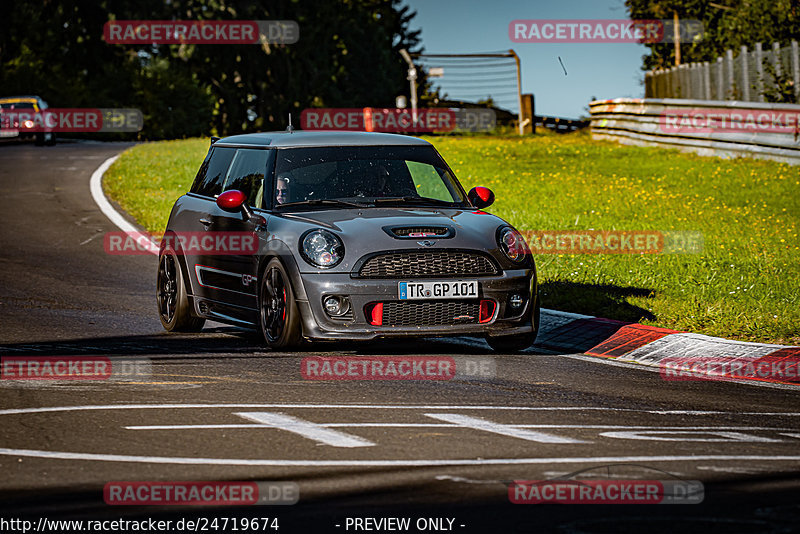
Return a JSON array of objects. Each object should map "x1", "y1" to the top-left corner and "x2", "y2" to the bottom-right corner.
[
  {"x1": 415, "y1": 52, "x2": 520, "y2": 113},
  {"x1": 645, "y1": 41, "x2": 800, "y2": 103}
]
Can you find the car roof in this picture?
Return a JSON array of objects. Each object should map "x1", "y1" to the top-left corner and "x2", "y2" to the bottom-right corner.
[
  {"x1": 214, "y1": 130, "x2": 432, "y2": 148},
  {"x1": 0, "y1": 96, "x2": 41, "y2": 103}
]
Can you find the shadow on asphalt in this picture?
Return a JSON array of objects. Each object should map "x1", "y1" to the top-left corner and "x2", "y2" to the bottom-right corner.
[
  {"x1": 0, "y1": 330, "x2": 537, "y2": 358},
  {"x1": 539, "y1": 281, "x2": 657, "y2": 323}
]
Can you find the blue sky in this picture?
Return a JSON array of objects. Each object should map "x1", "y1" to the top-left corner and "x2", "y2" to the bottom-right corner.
[{"x1": 402, "y1": 0, "x2": 651, "y2": 119}]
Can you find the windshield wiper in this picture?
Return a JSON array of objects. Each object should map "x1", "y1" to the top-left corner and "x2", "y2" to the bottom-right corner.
[
  {"x1": 373, "y1": 196, "x2": 458, "y2": 206},
  {"x1": 277, "y1": 199, "x2": 369, "y2": 209}
]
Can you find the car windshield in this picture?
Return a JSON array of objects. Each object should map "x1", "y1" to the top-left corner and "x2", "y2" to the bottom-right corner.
[
  {"x1": 0, "y1": 102, "x2": 35, "y2": 110},
  {"x1": 272, "y1": 145, "x2": 467, "y2": 209}
]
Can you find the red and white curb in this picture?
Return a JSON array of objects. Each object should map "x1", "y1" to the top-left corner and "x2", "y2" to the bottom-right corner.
[{"x1": 538, "y1": 309, "x2": 800, "y2": 387}]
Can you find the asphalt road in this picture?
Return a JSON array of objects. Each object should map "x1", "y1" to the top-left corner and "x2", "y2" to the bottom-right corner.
[{"x1": 1, "y1": 141, "x2": 800, "y2": 533}]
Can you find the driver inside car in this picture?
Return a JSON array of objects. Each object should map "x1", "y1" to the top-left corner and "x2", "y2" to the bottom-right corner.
[{"x1": 276, "y1": 175, "x2": 291, "y2": 204}]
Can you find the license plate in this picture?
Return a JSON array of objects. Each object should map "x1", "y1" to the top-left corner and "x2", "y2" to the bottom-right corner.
[
  {"x1": 0, "y1": 130, "x2": 19, "y2": 138},
  {"x1": 398, "y1": 280, "x2": 478, "y2": 300}
]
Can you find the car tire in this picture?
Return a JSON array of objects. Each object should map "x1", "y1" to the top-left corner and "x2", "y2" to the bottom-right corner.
[
  {"x1": 259, "y1": 258, "x2": 302, "y2": 349},
  {"x1": 157, "y1": 246, "x2": 205, "y2": 332},
  {"x1": 34, "y1": 133, "x2": 45, "y2": 146},
  {"x1": 45, "y1": 133, "x2": 56, "y2": 146},
  {"x1": 486, "y1": 298, "x2": 540, "y2": 353}
]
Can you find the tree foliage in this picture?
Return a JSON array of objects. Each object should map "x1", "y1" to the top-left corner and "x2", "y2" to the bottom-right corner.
[
  {"x1": 0, "y1": 0, "x2": 425, "y2": 139},
  {"x1": 625, "y1": 0, "x2": 800, "y2": 70}
]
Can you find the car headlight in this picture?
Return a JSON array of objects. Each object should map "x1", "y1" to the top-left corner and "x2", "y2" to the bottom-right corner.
[
  {"x1": 301, "y1": 229, "x2": 344, "y2": 268},
  {"x1": 497, "y1": 226, "x2": 529, "y2": 263}
]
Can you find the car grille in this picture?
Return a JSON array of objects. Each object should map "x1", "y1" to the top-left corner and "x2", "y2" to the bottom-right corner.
[
  {"x1": 382, "y1": 300, "x2": 481, "y2": 326},
  {"x1": 357, "y1": 251, "x2": 499, "y2": 278}
]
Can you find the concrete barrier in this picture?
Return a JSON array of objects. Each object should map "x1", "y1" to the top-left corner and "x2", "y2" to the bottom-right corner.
[{"x1": 589, "y1": 97, "x2": 800, "y2": 164}]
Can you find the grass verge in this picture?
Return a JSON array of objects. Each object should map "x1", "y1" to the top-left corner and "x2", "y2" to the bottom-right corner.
[{"x1": 103, "y1": 131, "x2": 799, "y2": 344}]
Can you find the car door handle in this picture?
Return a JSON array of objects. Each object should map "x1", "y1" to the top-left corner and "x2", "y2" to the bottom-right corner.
[{"x1": 199, "y1": 218, "x2": 212, "y2": 227}]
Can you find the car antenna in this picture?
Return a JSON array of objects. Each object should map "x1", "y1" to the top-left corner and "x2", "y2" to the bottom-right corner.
[{"x1": 286, "y1": 113, "x2": 294, "y2": 133}]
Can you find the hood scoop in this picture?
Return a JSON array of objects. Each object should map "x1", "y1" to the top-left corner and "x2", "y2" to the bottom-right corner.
[{"x1": 383, "y1": 225, "x2": 454, "y2": 239}]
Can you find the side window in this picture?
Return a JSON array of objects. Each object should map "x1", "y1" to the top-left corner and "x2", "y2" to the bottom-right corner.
[
  {"x1": 222, "y1": 149, "x2": 269, "y2": 208},
  {"x1": 189, "y1": 149, "x2": 213, "y2": 193},
  {"x1": 406, "y1": 161, "x2": 452, "y2": 201},
  {"x1": 190, "y1": 147, "x2": 235, "y2": 198}
]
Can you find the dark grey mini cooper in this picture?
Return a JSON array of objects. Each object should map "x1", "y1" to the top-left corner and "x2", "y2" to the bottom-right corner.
[{"x1": 157, "y1": 130, "x2": 539, "y2": 352}]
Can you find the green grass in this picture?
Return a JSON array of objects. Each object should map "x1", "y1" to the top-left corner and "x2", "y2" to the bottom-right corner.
[
  {"x1": 104, "y1": 139, "x2": 210, "y2": 234},
  {"x1": 104, "y1": 132, "x2": 800, "y2": 344}
]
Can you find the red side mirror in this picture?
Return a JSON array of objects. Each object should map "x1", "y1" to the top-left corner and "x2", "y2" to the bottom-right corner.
[
  {"x1": 467, "y1": 186, "x2": 495, "y2": 209},
  {"x1": 217, "y1": 190, "x2": 247, "y2": 212}
]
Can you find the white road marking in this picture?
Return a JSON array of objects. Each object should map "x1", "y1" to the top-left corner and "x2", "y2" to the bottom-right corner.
[
  {"x1": 79, "y1": 234, "x2": 102, "y2": 246},
  {"x1": 126, "y1": 423, "x2": 458, "y2": 430},
  {"x1": 599, "y1": 430, "x2": 783, "y2": 443},
  {"x1": 435, "y1": 475, "x2": 505, "y2": 485},
  {"x1": 3, "y1": 404, "x2": 800, "y2": 467},
  {"x1": 539, "y1": 470, "x2": 689, "y2": 480},
  {"x1": 234, "y1": 412, "x2": 374, "y2": 448},
  {"x1": 2, "y1": 448, "x2": 800, "y2": 467},
  {"x1": 0, "y1": 404, "x2": 632, "y2": 416},
  {"x1": 125, "y1": 423, "x2": 795, "y2": 431},
  {"x1": 4, "y1": 404, "x2": 800, "y2": 417},
  {"x1": 425, "y1": 413, "x2": 587, "y2": 444},
  {"x1": 696, "y1": 465, "x2": 768, "y2": 474},
  {"x1": 89, "y1": 155, "x2": 158, "y2": 255}
]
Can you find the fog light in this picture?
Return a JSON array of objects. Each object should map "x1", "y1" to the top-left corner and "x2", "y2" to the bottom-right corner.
[
  {"x1": 509, "y1": 294, "x2": 523, "y2": 308},
  {"x1": 323, "y1": 295, "x2": 350, "y2": 317},
  {"x1": 324, "y1": 296, "x2": 341, "y2": 315}
]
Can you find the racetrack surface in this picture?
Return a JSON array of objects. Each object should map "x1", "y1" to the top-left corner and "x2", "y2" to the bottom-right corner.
[{"x1": 1, "y1": 142, "x2": 800, "y2": 533}]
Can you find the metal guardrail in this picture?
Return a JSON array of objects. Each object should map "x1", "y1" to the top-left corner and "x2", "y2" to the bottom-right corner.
[{"x1": 589, "y1": 98, "x2": 800, "y2": 165}]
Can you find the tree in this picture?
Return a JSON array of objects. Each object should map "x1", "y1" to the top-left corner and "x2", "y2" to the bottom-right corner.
[
  {"x1": 1, "y1": 0, "x2": 424, "y2": 138},
  {"x1": 130, "y1": 0, "x2": 426, "y2": 135},
  {"x1": 625, "y1": 0, "x2": 800, "y2": 70}
]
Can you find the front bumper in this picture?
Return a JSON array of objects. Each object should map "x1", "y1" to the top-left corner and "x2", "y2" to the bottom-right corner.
[{"x1": 296, "y1": 268, "x2": 537, "y2": 341}]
